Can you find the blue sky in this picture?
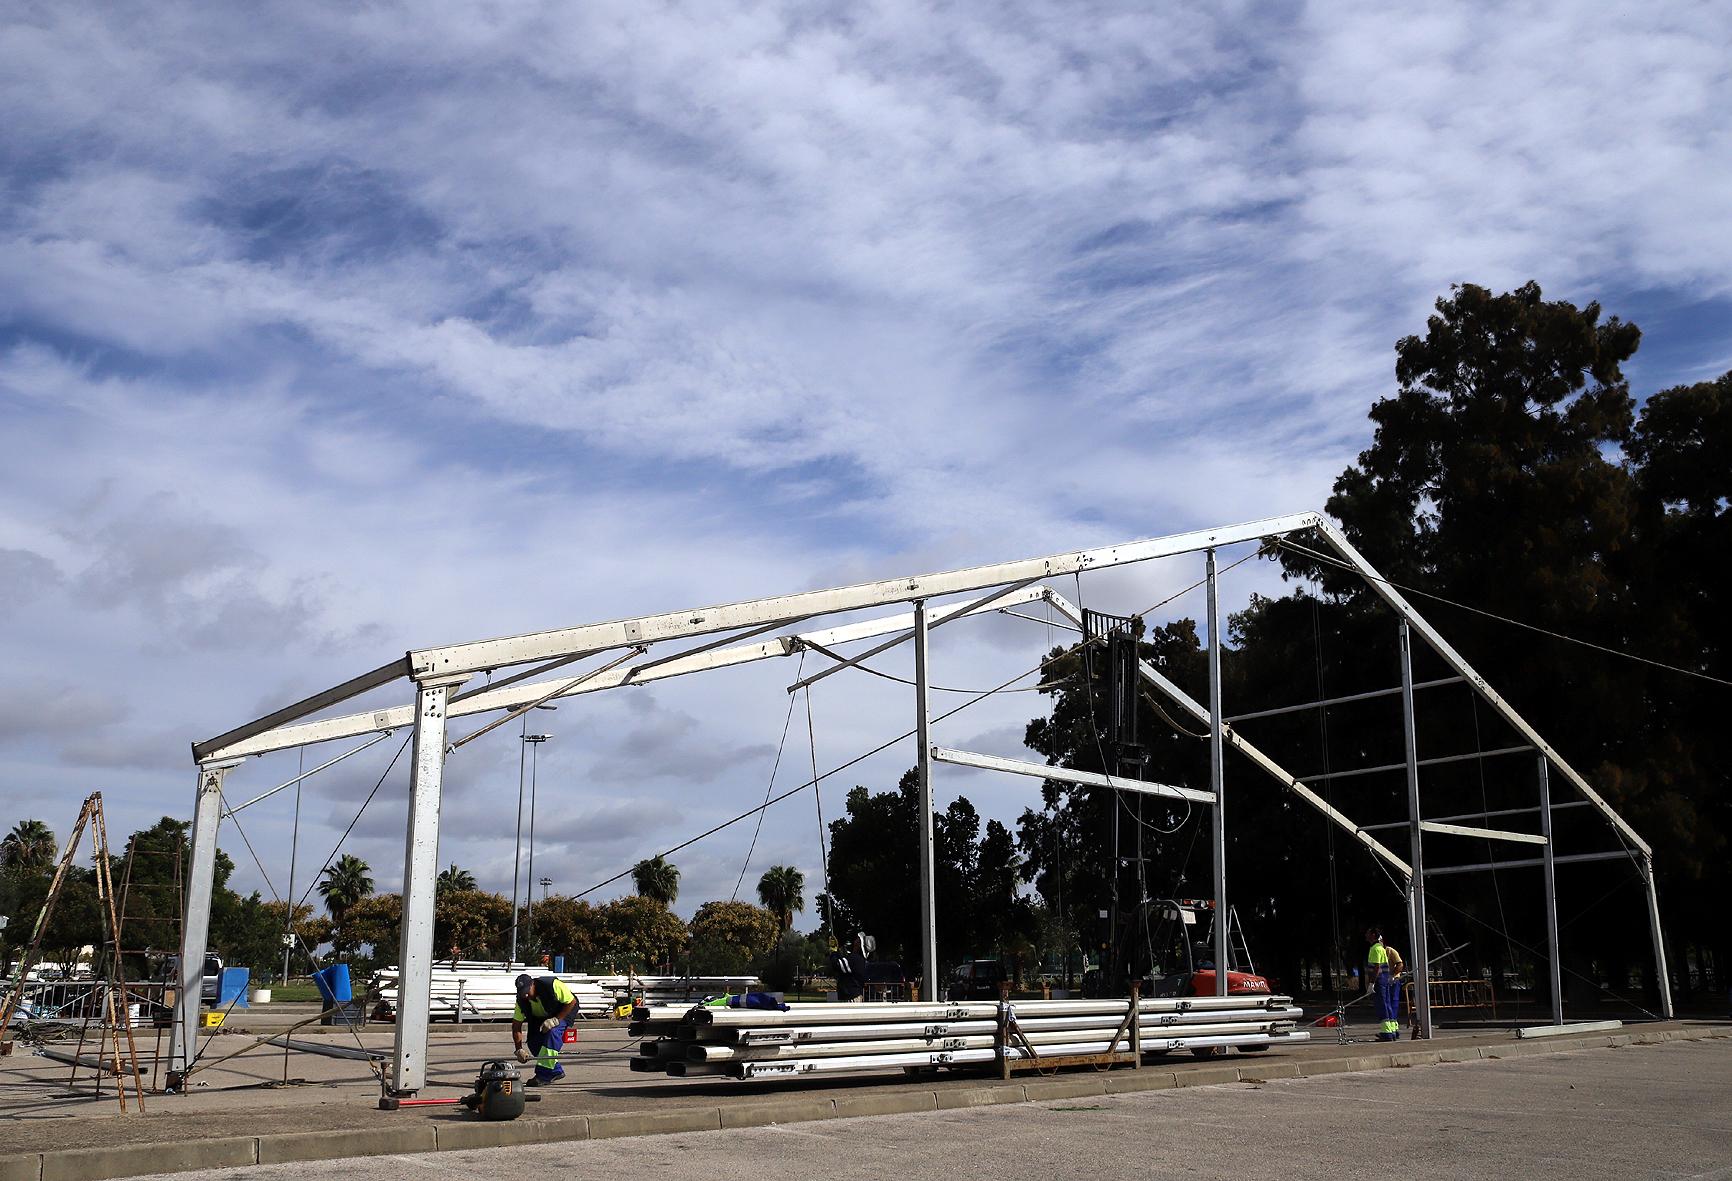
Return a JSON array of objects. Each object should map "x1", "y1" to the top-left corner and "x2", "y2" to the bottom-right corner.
[{"x1": 1, "y1": 0, "x2": 1728, "y2": 933}]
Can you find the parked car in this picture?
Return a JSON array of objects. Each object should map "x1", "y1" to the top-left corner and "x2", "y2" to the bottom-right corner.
[
  {"x1": 160, "y1": 952, "x2": 225, "y2": 1002},
  {"x1": 946, "y1": 959, "x2": 1007, "y2": 1001}
]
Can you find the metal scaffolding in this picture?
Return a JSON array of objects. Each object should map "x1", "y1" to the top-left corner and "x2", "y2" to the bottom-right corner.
[{"x1": 179, "y1": 510, "x2": 1672, "y2": 1095}]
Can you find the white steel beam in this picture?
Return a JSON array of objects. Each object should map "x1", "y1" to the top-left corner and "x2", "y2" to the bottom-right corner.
[
  {"x1": 1538, "y1": 756, "x2": 1564, "y2": 1025},
  {"x1": 407, "y1": 513, "x2": 1323, "y2": 679},
  {"x1": 1205, "y1": 549, "x2": 1229, "y2": 994},
  {"x1": 1641, "y1": 855, "x2": 1675, "y2": 1020},
  {"x1": 1399, "y1": 620, "x2": 1433, "y2": 1039},
  {"x1": 1419, "y1": 820, "x2": 1548, "y2": 845},
  {"x1": 930, "y1": 746, "x2": 1216, "y2": 805},
  {"x1": 788, "y1": 578, "x2": 1039, "y2": 694},
  {"x1": 913, "y1": 601, "x2": 939, "y2": 1002},
  {"x1": 1423, "y1": 849, "x2": 1635, "y2": 876},
  {"x1": 1043, "y1": 591, "x2": 1412, "y2": 878},
  {"x1": 167, "y1": 761, "x2": 235, "y2": 1086},
  {"x1": 390, "y1": 678, "x2": 458, "y2": 1095},
  {"x1": 205, "y1": 586, "x2": 1052, "y2": 761},
  {"x1": 192, "y1": 657, "x2": 409, "y2": 762},
  {"x1": 1310, "y1": 519, "x2": 1651, "y2": 857}
]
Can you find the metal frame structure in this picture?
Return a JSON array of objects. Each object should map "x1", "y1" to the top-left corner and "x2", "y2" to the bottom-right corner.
[{"x1": 178, "y1": 511, "x2": 1672, "y2": 1094}]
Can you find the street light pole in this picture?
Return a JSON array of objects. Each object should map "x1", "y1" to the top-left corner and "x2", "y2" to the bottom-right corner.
[
  {"x1": 509, "y1": 708, "x2": 554, "y2": 966},
  {"x1": 539, "y1": 877, "x2": 552, "y2": 901},
  {"x1": 523, "y1": 733, "x2": 551, "y2": 954}
]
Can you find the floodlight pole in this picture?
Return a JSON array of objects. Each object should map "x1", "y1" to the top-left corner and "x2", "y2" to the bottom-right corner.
[
  {"x1": 1538, "y1": 756, "x2": 1563, "y2": 1026},
  {"x1": 390, "y1": 675, "x2": 462, "y2": 1096},
  {"x1": 1398, "y1": 621, "x2": 1432, "y2": 1039},
  {"x1": 1205, "y1": 549, "x2": 1228, "y2": 995},
  {"x1": 168, "y1": 760, "x2": 236, "y2": 1087},
  {"x1": 913, "y1": 599, "x2": 939, "y2": 1001}
]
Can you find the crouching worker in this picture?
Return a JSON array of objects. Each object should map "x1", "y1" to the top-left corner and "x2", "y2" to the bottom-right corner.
[{"x1": 512, "y1": 973, "x2": 578, "y2": 1085}]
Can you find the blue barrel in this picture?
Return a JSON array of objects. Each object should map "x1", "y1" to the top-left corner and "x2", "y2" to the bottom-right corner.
[
  {"x1": 552, "y1": 956, "x2": 565, "y2": 973},
  {"x1": 312, "y1": 963, "x2": 353, "y2": 1006}
]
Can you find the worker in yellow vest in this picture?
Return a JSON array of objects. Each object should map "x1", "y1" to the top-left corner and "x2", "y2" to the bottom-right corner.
[
  {"x1": 512, "y1": 973, "x2": 578, "y2": 1085},
  {"x1": 1365, "y1": 927, "x2": 1406, "y2": 1041}
]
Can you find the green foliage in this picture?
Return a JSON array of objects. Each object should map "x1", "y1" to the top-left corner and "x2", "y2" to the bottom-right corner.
[
  {"x1": 436, "y1": 864, "x2": 477, "y2": 896},
  {"x1": 630, "y1": 855, "x2": 680, "y2": 905},
  {"x1": 755, "y1": 865, "x2": 805, "y2": 932},
  {"x1": 826, "y1": 770, "x2": 1035, "y2": 972},
  {"x1": 598, "y1": 894, "x2": 687, "y2": 971},
  {"x1": 1004, "y1": 281, "x2": 1729, "y2": 999},
  {"x1": 756, "y1": 930, "x2": 813, "y2": 993},
  {"x1": 435, "y1": 889, "x2": 512, "y2": 959},
  {"x1": 318, "y1": 854, "x2": 374, "y2": 939},
  {"x1": 1, "y1": 819, "x2": 57, "y2": 872},
  {"x1": 341, "y1": 893, "x2": 402, "y2": 964},
  {"x1": 688, "y1": 899, "x2": 779, "y2": 973},
  {"x1": 524, "y1": 895, "x2": 605, "y2": 966}
]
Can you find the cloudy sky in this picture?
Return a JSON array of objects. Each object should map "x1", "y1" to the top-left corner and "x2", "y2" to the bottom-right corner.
[{"x1": 2, "y1": 1, "x2": 1728, "y2": 937}]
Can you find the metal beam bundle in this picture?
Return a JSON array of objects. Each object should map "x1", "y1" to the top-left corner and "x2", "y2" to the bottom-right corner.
[
  {"x1": 369, "y1": 968, "x2": 762, "y2": 1021},
  {"x1": 628, "y1": 996, "x2": 1307, "y2": 1080},
  {"x1": 371, "y1": 968, "x2": 613, "y2": 1022}
]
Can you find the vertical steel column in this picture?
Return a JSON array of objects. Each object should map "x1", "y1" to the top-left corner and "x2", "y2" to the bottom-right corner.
[
  {"x1": 913, "y1": 600, "x2": 939, "y2": 1002},
  {"x1": 1641, "y1": 854, "x2": 1675, "y2": 1020},
  {"x1": 390, "y1": 677, "x2": 459, "y2": 1095},
  {"x1": 1537, "y1": 756, "x2": 1563, "y2": 1026},
  {"x1": 168, "y1": 760, "x2": 234, "y2": 1085},
  {"x1": 510, "y1": 712, "x2": 527, "y2": 965},
  {"x1": 1398, "y1": 621, "x2": 1432, "y2": 1038},
  {"x1": 1205, "y1": 550, "x2": 1227, "y2": 995}
]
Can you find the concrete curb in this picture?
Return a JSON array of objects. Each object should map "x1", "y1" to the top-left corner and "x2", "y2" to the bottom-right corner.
[{"x1": 3, "y1": 1025, "x2": 1727, "y2": 1181}]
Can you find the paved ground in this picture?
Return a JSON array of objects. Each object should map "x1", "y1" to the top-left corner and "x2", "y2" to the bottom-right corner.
[
  {"x1": 0, "y1": 1009, "x2": 1539, "y2": 1148},
  {"x1": 3, "y1": 1008, "x2": 1721, "y2": 1154},
  {"x1": 125, "y1": 1038, "x2": 1732, "y2": 1181}
]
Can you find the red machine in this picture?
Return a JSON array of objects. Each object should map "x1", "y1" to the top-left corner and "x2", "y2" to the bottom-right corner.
[{"x1": 1145, "y1": 899, "x2": 1271, "y2": 998}]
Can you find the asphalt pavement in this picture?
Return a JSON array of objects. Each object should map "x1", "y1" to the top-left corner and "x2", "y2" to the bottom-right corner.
[{"x1": 130, "y1": 1037, "x2": 1732, "y2": 1181}]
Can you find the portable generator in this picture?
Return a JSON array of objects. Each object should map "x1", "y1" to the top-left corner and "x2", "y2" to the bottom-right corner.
[{"x1": 458, "y1": 1058, "x2": 526, "y2": 1121}]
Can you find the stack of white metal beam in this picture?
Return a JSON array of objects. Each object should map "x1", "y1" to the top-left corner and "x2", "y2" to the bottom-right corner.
[
  {"x1": 629, "y1": 995, "x2": 1307, "y2": 1079},
  {"x1": 372, "y1": 967, "x2": 613, "y2": 1021},
  {"x1": 595, "y1": 975, "x2": 759, "y2": 1007}
]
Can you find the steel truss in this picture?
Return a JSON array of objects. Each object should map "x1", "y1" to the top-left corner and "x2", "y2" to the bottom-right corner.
[{"x1": 178, "y1": 511, "x2": 1671, "y2": 1094}]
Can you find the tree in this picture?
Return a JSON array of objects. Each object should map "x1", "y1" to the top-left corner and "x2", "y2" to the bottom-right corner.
[
  {"x1": 826, "y1": 769, "x2": 1027, "y2": 974},
  {"x1": 435, "y1": 890, "x2": 512, "y2": 960},
  {"x1": 755, "y1": 866, "x2": 805, "y2": 933},
  {"x1": 599, "y1": 895, "x2": 687, "y2": 971},
  {"x1": 318, "y1": 854, "x2": 374, "y2": 953},
  {"x1": 525, "y1": 895, "x2": 605, "y2": 968},
  {"x1": 342, "y1": 893, "x2": 403, "y2": 963},
  {"x1": 436, "y1": 864, "x2": 477, "y2": 896},
  {"x1": 631, "y1": 855, "x2": 679, "y2": 905},
  {"x1": 688, "y1": 900, "x2": 779, "y2": 972},
  {"x1": 1, "y1": 819, "x2": 57, "y2": 872}
]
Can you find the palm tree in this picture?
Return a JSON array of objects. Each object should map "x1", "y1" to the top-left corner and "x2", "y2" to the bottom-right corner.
[
  {"x1": 437, "y1": 863, "x2": 477, "y2": 895},
  {"x1": 318, "y1": 854, "x2": 373, "y2": 930},
  {"x1": 756, "y1": 865, "x2": 806, "y2": 933},
  {"x1": 631, "y1": 855, "x2": 679, "y2": 905},
  {"x1": 0, "y1": 820, "x2": 57, "y2": 872}
]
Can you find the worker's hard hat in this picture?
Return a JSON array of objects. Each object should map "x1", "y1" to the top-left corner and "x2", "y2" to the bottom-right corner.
[{"x1": 515, "y1": 973, "x2": 534, "y2": 993}]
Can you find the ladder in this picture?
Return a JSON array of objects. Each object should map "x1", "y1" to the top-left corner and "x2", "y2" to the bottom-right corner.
[{"x1": 0, "y1": 793, "x2": 149, "y2": 1112}]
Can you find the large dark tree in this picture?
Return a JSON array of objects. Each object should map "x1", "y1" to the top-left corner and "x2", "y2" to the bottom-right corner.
[
  {"x1": 825, "y1": 770, "x2": 1034, "y2": 977},
  {"x1": 1009, "y1": 283, "x2": 1727, "y2": 1009}
]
